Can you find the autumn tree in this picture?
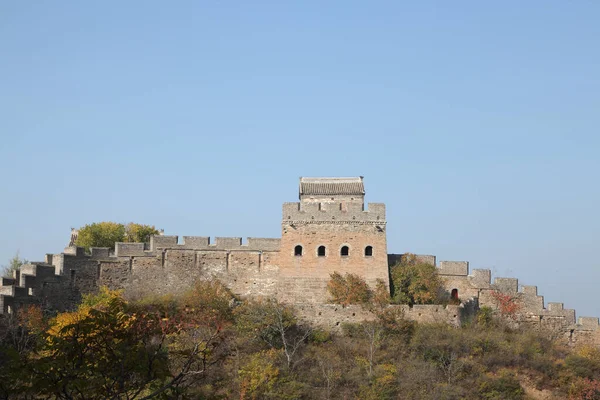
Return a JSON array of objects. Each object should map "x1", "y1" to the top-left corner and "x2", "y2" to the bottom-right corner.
[
  {"x1": 27, "y1": 284, "x2": 232, "y2": 399},
  {"x1": 327, "y1": 272, "x2": 374, "y2": 306},
  {"x1": 489, "y1": 290, "x2": 522, "y2": 319},
  {"x1": 235, "y1": 299, "x2": 312, "y2": 370},
  {"x1": 389, "y1": 253, "x2": 445, "y2": 305}
]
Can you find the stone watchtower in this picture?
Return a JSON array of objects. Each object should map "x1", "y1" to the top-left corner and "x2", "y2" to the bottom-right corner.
[{"x1": 278, "y1": 177, "x2": 389, "y2": 303}]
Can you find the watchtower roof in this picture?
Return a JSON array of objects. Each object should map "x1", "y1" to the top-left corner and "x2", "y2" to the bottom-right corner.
[{"x1": 299, "y1": 177, "x2": 365, "y2": 196}]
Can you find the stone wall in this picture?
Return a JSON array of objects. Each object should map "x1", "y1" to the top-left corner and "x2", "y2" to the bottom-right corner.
[{"x1": 294, "y1": 303, "x2": 466, "y2": 332}]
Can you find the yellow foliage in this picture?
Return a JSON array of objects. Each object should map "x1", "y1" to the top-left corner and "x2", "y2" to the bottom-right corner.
[{"x1": 239, "y1": 349, "x2": 281, "y2": 400}]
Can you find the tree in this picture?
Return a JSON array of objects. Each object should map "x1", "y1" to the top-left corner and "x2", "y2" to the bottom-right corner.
[
  {"x1": 1, "y1": 251, "x2": 28, "y2": 277},
  {"x1": 327, "y1": 272, "x2": 373, "y2": 306},
  {"x1": 75, "y1": 222, "x2": 159, "y2": 251},
  {"x1": 28, "y1": 285, "x2": 231, "y2": 399},
  {"x1": 389, "y1": 254, "x2": 445, "y2": 305},
  {"x1": 124, "y1": 222, "x2": 161, "y2": 244},
  {"x1": 234, "y1": 299, "x2": 312, "y2": 370}
]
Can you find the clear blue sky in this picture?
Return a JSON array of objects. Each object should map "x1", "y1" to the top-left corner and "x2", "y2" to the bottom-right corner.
[{"x1": 1, "y1": 2, "x2": 599, "y2": 317}]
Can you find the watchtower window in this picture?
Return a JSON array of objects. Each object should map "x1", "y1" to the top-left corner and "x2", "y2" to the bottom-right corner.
[
  {"x1": 365, "y1": 246, "x2": 373, "y2": 257},
  {"x1": 340, "y1": 246, "x2": 349, "y2": 257},
  {"x1": 318, "y1": 246, "x2": 326, "y2": 257},
  {"x1": 294, "y1": 245, "x2": 303, "y2": 257}
]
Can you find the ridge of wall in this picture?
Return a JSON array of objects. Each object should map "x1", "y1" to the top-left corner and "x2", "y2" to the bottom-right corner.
[{"x1": 113, "y1": 236, "x2": 281, "y2": 257}]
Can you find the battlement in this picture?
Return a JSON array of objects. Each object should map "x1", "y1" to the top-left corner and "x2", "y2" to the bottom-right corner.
[
  {"x1": 142, "y1": 235, "x2": 281, "y2": 252},
  {"x1": 282, "y1": 202, "x2": 386, "y2": 223}
]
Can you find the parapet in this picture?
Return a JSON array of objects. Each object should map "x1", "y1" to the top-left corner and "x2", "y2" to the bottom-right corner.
[
  {"x1": 438, "y1": 261, "x2": 469, "y2": 276},
  {"x1": 282, "y1": 202, "x2": 386, "y2": 223},
  {"x1": 145, "y1": 235, "x2": 281, "y2": 252}
]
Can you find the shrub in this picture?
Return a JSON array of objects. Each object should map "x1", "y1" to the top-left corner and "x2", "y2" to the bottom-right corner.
[
  {"x1": 478, "y1": 371, "x2": 525, "y2": 399},
  {"x1": 327, "y1": 272, "x2": 372, "y2": 306}
]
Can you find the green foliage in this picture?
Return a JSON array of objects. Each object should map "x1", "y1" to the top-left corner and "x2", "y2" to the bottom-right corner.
[
  {"x1": 75, "y1": 221, "x2": 126, "y2": 250},
  {"x1": 75, "y1": 221, "x2": 159, "y2": 251},
  {"x1": 389, "y1": 253, "x2": 445, "y2": 305},
  {"x1": 327, "y1": 272, "x2": 373, "y2": 306},
  {"x1": 477, "y1": 306, "x2": 495, "y2": 327},
  {"x1": 1, "y1": 251, "x2": 28, "y2": 277}
]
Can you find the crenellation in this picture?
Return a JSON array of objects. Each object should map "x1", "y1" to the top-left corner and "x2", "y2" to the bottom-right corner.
[{"x1": 283, "y1": 201, "x2": 386, "y2": 223}]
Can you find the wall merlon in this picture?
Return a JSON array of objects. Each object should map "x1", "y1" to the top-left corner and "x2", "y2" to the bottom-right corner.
[
  {"x1": 181, "y1": 236, "x2": 210, "y2": 248},
  {"x1": 45, "y1": 254, "x2": 53, "y2": 264},
  {"x1": 548, "y1": 302, "x2": 564, "y2": 311},
  {"x1": 115, "y1": 243, "x2": 146, "y2": 257},
  {"x1": 438, "y1": 261, "x2": 469, "y2": 276},
  {"x1": 493, "y1": 277, "x2": 519, "y2": 293},
  {"x1": 246, "y1": 238, "x2": 281, "y2": 251},
  {"x1": 470, "y1": 269, "x2": 492, "y2": 287},
  {"x1": 578, "y1": 317, "x2": 600, "y2": 330},
  {"x1": 214, "y1": 237, "x2": 242, "y2": 249},
  {"x1": 521, "y1": 285, "x2": 538, "y2": 295},
  {"x1": 64, "y1": 246, "x2": 86, "y2": 256},
  {"x1": 150, "y1": 235, "x2": 179, "y2": 250},
  {"x1": 90, "y1": 248, "x2": 111, "y2": 258}
]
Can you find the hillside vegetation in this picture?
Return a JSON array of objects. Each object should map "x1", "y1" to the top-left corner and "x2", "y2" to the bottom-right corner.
[{"x1": 1, "y1": 278, "x2": 599, "y2": 399}]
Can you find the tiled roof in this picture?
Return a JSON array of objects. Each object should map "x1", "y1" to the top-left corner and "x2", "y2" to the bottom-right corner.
[{"x1": 299, "y1": 177, "x2": 365, "y2": 196}]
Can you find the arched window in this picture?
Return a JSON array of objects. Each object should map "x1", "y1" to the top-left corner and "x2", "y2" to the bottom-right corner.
[
  {"x1": 294, "y1": 245, "x2": 303, "y2": 256},
  {"x1": 365, "y1": 246, "x2": 373, "y2": 257},
  {"x1": 318, "y1": 245, "x2": 326, "y2": 257},
  {"x1": 340, "y1": 246, "x2": 349, "y2": 257},
  {"x1": 451, "y1": 288, "x2": 459, "y2": 300}
]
